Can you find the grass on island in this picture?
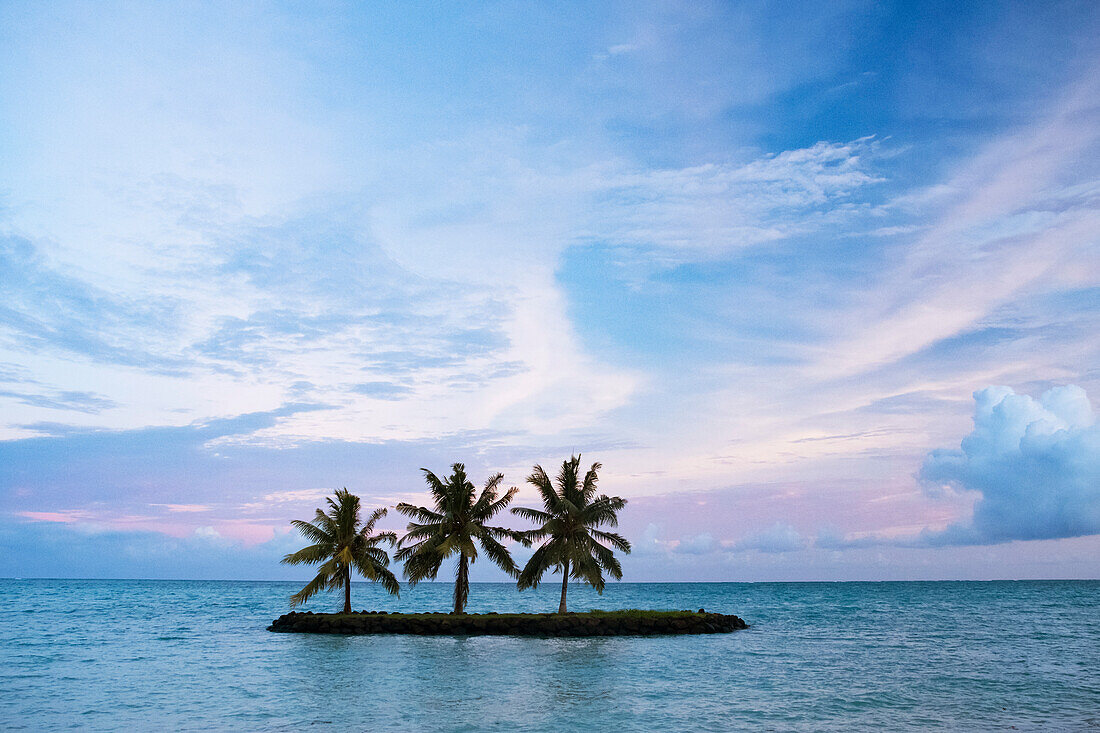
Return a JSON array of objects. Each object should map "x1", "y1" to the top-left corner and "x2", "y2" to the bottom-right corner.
[{"x1": 306, "y1": 609, "x2": 709, "y2": 621}]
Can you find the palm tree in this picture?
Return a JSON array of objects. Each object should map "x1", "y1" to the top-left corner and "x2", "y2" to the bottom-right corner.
[
  {"x1": 396, "y1": 463, "x2": 529, "y2": 614},
  {"x1": 281, "y1": 488, "x2": 400, "y2": 613},
  {"x1": 513, "y1": 456, "x2": 631, "y2": 613}
]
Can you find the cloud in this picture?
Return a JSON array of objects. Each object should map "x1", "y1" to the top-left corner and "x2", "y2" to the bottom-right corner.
[
  {"x1": 631, "y1": 523, "x2": 668, "y2": 556},
  {"x1": 588, "y1": 138, "x2": 884, "y2": 258},
  {"x1": 672, "y1": 532, "x2": 716, "y2": 555},
  {"x1": 919, "y1": 385, "x2": 1100, "y2": 545},
  {"x1": 0, "y1": 404, "x2": 560, "y2": 544},
  {"x1": 812, "y1": 70, "x2": 1100, "y2": 380},
  {"x1": 350, "y1": 382, "x2": 413, "y2": 401},
  {"x1": 0, "y1": 236, "x2": 184, "y2": 372},
  {"x1": 1, "y1": 1, "x2": 1098, "y2": 582},
  {"x1": 0, "y1": 519, "x2": 304, "y2": 580},
  {"x1": 16, "y1": 510, "x2": 91, "y2": 524},
  {"x1": 730, "y1": 522, "x2": 805, "y2": 553},
  {"x1": 260, "y1": 489, "x2": 334, "y2": 504},
  {"x1": 0, "y1": 387, "x2": 116, "y2": 414},
  {"x1": 193, "y1": 526, "x2": 225, "y2": 543},
  {"x1": 641, "y1": 522, "x2": 806, "y2": 556}
]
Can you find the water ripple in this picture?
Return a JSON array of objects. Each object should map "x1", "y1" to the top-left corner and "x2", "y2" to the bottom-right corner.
[{"x1": 0, "y1": 579, "x2": 1097, "y2": 731}]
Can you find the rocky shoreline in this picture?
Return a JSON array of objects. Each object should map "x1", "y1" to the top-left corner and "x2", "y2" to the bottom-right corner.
[{"x1": 267, "y1": 609, "x2": 748, "y2": 636}]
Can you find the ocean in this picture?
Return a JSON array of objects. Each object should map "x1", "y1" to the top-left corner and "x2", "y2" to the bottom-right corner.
[{"x1": 2, "y1": 579, "x2": 1098, "y2": 731}]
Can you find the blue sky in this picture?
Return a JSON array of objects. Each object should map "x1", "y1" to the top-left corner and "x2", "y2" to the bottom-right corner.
[{"x1": 1, "y1": 1, "x2": 1098, "y2": 582}]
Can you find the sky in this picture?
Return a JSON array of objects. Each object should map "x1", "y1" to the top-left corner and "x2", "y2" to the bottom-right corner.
[{"x1": 1, "y1": 0, "x2": 1098, "y2": 582}]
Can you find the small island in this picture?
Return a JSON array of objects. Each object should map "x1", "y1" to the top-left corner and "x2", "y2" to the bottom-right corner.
[
  {"x1": 268, "y1": 609, "x2": 748, "y2": 636},
  {"x1": 272, "y1": 456, "x2": 750, "y2": 635}
]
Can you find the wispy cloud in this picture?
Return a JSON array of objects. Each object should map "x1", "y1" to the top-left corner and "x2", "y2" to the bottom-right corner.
[
  {"x1": 149, "y1": 504, "x2": 211, "y2": 513},
  {"x1": 813, "y1": 71, "x2": 1100, "y2": 380},
  {"x1": 1, "y1": 1, "x2": 1098, "y2": 579}
]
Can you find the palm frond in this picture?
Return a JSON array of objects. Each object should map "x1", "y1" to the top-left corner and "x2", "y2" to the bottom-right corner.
[
  {"x1": 398, "y1": 523, "x2": 443, "y2": 546},
  {"x1": 361, "y1": 545, "x2": 391, "y2": 567},
  {"x1": 290, "y1": 518, "x2": 333, "y2": 545},
  {"x1": 581, "y1": 496, "x2": 625, "y2": 528},
  {"x1": 312, "y1": 508, "x2": 338, "y2": 538},
  {"x1": 556, "y1": 456, "x2": 580, "y2": 503},
  {"x1": 395, "y1": 503, "x2": 443, "y2": 523},
  {"x1": 588, "y1": 537, "x2": 624, "y2": 579},
  {"x1": 580, "y1": 461, "x2": 602, "y2": 501},
  {"x1": 419, "y1": 468, "x2": 451, "y2": 506},
  {"x1": 402, "y1": 546, "x2": 444, "y2": 584},
  {"x1": 360, "y1": 506, "x2": 386, "y2": 534},
  {"x1": 515, "y1": 457, "x2": 629, "y2": 606},
  {"x1": 280, "y1": 542, "x2": 331, "y2": 566},
  {"x1": 476, "y1": 485, "x2": 517, "y2": 521},
  {"x1": 478, "y1": 532, "x2": 519, "y2": 577},
  {"x1": 516, "y1": 543, "x2": 555, "y2": 590},
  {"x1": 511, "y1": 506, "x2": 551, "y2": 524},
  {"x1": 571, "y1": 552, "x2": 605, "y2": 593},
  {"x1": 483, "y1": 524, "x2": 531, "y2": 546},
  {"x1": 369, "y1": 530, "x2": 398, "y2": 547},
  {"x1": 359, "y1": 559, "x2": 401, "y2": 596},
  {"x1": 526, "y1": 465, "x2": 559, "y2": 513},
  {"x1": 288, "y1": 557, "x2": 339, "y2": 607},
  {"x1": 283, "y1": 490, "x2": 402, "y2": 606},
  {"x1": 591, "y1": 529, "x2": 632, "y2": 553}
]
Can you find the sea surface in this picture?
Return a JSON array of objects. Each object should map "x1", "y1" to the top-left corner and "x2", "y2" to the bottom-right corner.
[{"x1": 1, "y1": 579, "x2": 1098, "y2": 731}]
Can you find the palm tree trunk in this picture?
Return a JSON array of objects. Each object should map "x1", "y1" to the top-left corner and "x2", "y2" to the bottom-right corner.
[
  {"x1": 343, "y1": 565, "x2": 352, "y2": 614},
  {"x1": 454, "y1": 553, "x2": 469, "y2": 614},
  {"x1": 558, "y1": 560, "x2": 569, "y2": 614}
]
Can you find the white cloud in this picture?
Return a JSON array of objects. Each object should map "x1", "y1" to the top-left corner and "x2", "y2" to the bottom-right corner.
[
  {"x1": 920, "y1": 385, "x2": 1100, "y2": 544},
  {"x1": 260, "y1": 489, "x2": 332, "y2": 504},
  {"x1": 729, "y1": 522, "x2": 805, "y2": 553},
  {"x1": 812, "y1": 71, "x2": 1100, "y2": 380},
  {"x1": 672, "y1": 532, "x2": 717, "y2": 555},
  {"x1": 193, "y1": 526, "x2": 224, "y2": 542}
]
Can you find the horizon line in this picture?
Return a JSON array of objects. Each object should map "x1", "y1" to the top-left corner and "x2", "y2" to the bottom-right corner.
[{"x1": 4, "y1": 577, "x2": 1098, "y2": 583}]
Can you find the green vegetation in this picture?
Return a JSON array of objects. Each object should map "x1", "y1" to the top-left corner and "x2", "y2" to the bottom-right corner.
[
  {"x1": 281, "y1": 488, "x2": 400, "y2": 613},
  {"x1": 277, "y1": 457, "x2": 652, "y2": 619},
  {"x1": 320, "y1": 609, "x2": 703, "y2": 622},
  {"x1": 395, "y1": 463, "x2": 530, "y2": 614},
  {"x1": 513, "y1": 456, "x2": 631, "y2": 612}
]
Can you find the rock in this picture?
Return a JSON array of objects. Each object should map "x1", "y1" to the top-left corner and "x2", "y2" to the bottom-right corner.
[{"x1": 267, "y1": 610, "x2": 749, "y2": 637}]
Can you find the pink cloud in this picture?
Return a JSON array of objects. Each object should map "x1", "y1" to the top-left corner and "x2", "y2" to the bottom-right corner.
[
  {"x1": 209, "y1": 519, "x2": 281, "y2": 545},
  {"x1": 17, "y1": 510, "x2": 91, "y2": 523},
  {"x1": 620, "y1": 477, "x2": 976, "y2": 547}
]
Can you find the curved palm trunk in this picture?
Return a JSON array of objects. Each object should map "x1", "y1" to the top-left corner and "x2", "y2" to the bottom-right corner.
[
  {"x1": 454, "y1": 553, "x2": 469, "y2": 614},
  {"x1": 343, "y1": 564, "x2": 352, "y2": 614},
  {"x1": 558, "y1": 560, "x2": 570, "y2": 614}
]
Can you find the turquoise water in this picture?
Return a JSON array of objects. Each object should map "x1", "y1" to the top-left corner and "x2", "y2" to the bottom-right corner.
[{"x1": 2, "y1": 580, "x2": 1098, "y2": 731}]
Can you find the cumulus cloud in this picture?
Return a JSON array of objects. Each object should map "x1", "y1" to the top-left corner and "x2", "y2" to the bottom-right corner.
[
  {"x1": 630, "y1": 523, "x2": 668, "y2": 556},
  {"x1": 672, "y1": 532, "x2": 717, "y2": 555},
  {"x1": 730, "y1": 522, "x2": 805, "y2": 553},
  {"x1": 919, "y1": 385, "x2": 1100, "y2": 545}
]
